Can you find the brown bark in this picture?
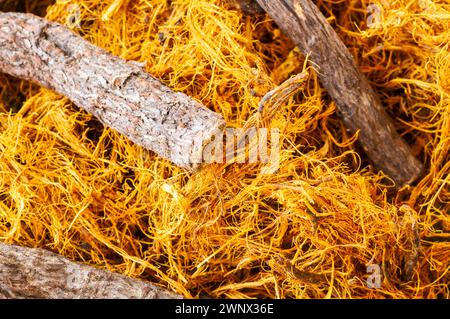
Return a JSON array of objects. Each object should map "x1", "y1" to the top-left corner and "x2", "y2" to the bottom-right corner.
[
  {"x1": 0, "y1": 242, "x2": 182, "y2": 299},
  {"x1": 255, "y1": 0, "x2": 423, "y2": 186},
  {"x1": 0, "y1": 12, "x2": 225, "y2": 171}
]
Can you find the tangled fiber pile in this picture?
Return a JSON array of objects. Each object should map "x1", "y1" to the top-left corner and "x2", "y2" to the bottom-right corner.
[{"x1": 0, "y1": 0, "x2": 448, "y2": 298}]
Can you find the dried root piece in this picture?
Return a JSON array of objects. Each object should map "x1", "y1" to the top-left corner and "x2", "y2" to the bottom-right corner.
[
  {"x1": 255, "y1": 0, "x2": 424, "y2": 187},
  {"x1": 0, "y1": 12, "x2": 225, "y2": 171},
  {"x1": 0, "y1": 242, "x2": 181, "y2": 299}
]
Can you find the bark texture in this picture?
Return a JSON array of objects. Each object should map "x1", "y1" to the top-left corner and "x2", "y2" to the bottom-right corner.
[
  {"x1": 0, "y1": 12, "x2": 225, "y2": 171},
  {"x1": 225, "y1": 0, "x2": 265, "y2": 15},
  {"x1": 256, "y1": 0, "x2": 423, "y2": 186},
  {"x1": 0, "y1": 242, "x2": 181, "y2": 299}
]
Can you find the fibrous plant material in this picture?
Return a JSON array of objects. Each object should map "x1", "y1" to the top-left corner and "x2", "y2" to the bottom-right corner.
[
  {"x1": 0, "y1": 0, "x2": 448, "y2": 300},
  {"x1": 255, "y1": 0, "x2": 424, "y2": 187},
  {"x1": 0, "y1": 12, "x2": 225, "y2": 171},
  {"x1": 0, "y1": 242, "x2": 181, "y2": 299}
]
